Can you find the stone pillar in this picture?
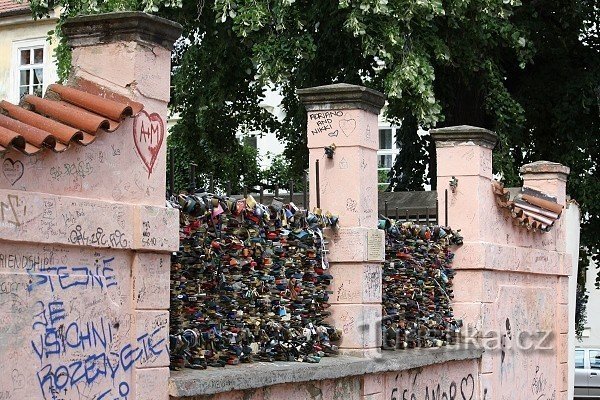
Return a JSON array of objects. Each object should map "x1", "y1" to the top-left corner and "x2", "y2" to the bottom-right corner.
[
  {"x1": 62, "y1": 12, "x2": 181, "y2": 206},
  {"x1": 0, "y1": 12, "x2": 179, "y2": 400},
  {"x1": 430, "y1": 125, "x2": 497, "y2": 236},
  {"x1": 432, "y1": 125, "x2": 573, "y2": 400},
  {"x1": 521, "y1": 161, "x2": 572, "y2": 400},
  {"x1": 430, "y1": 125, "x2": 497, "y2": 347},
  {"x1": 61, "y1": 13, "x2": 182, "y2": 400},
  {"x1": 564, "y1": 203, "x2": 580, "y2": 400},
  {"x1": 521, "y1": 161, "x2": 570, "y2": 206},
  {"x1": 298, "y1": 84, "x2": 386, "y2": 358}
]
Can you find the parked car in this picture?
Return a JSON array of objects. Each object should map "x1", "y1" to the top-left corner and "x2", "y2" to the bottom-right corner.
[{"x1": 575, "y1": 347, "x2": 600, "y2": 398}]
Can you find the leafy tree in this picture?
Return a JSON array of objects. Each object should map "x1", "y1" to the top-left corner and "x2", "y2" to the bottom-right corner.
[
  {"x1": 503, "y1": 0, "x2": 599, "y2": 336},
  {"x1": 165, "y1": 2, "x2": 279, "y2": 193}
]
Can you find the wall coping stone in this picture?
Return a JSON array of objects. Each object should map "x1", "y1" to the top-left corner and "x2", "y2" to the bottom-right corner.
[
  {"x1": 0, "y1": 188, "x2": 179, "y2": 252},
  {"x1": 168, "y1": 344, "x2": 483, "y2": 397},
  {"x1": 430, "y1": 125, "x2": 498, "y2": 149},
  {"x1": 62, "y1": 11, "x2": 183, "y2": 50},
  {"x1": 520, "y1": 161, "x2": 570, "y2": 177},
  {"x1": 297, "y1": 83, "x2": 386, "y2": 114}
]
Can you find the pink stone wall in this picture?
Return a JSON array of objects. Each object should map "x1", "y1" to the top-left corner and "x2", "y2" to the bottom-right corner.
[
  {"x1": 176, "y1": 359, "x2": 480, "y2": 400},
  {"x1": 0, "y1": 17, "x2": 178, "y2": 400},
  {"x1": 434, "y1": 131, "x2": 574, "y2": 400},
  {"x1": 190, "y1": 377, "x2": 362, "y2": 400},
  {"x1": 382, "y1": 359, "x2": 480, "y2": 400}
]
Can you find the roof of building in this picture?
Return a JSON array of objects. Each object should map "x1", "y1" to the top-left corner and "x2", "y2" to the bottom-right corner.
[
  {"x1": 0, "y1": 79, "x2": 143, "y2": 155},
  {"x1": 492, "y1": 180, "x2": 563, "y2": 232},
  {"x1": 0, "y1": 0, "x2": 30, "y2": 17}
]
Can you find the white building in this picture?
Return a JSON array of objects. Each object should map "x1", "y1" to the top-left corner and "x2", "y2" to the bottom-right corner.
[
  {"x1": 0, "y1": 0, "x2": 59, "y2": 104},
  {"x1": 580, "y1": 259, "x2": 600, "y2": 346}
]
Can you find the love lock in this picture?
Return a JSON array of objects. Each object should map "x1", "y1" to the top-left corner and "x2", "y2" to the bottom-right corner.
[
  {"x1": 381, "y1": 220, "x2": 462, "y2": 350},
  {"x1": 324, "y1": 143, "x2": 336, "y2": 159},
  {"x1": 168, "y1": 192, "x2": 342, "y2": 370}
]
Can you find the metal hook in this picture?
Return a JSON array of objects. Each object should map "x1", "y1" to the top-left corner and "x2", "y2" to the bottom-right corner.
[{"x1": 449, "y1": 176, "x2": 458, "y2": 193}]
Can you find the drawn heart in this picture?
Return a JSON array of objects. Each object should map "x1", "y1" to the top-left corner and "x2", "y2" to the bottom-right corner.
[
  {"x1": 339, "y1": 119, "x2": 356, "y2": 137},
  {"x1": 133, "y1": 110, "x2": 165, "y2": 177},
  {"x1": 328, "y1": 130, "x2": 339, "y2": 137},
  {"x1": 460, "y1": 374, "x2": 475, "y2": 400},
  {"x1": 11, "y1": 369, "x2": 24, "y2": 389},
  {"x1": 3, "y1": 158, "x2": 24, "y2": 185}
]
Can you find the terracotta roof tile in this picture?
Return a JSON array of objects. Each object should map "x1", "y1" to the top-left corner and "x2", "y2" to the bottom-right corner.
[
  {"x1": 0, "y1": 80, "x2": 143, "y2": 155},
  {"x1": 492, "y1": 180, "x2": 563, "y2": 232},
  {"x1": 0, "y1": 0, "x2": 29, "y2": 16}
]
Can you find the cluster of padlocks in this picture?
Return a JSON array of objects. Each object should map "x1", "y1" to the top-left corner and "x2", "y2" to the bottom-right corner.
[
  {"x1": 380, "y1": 220, "x2": 463, "y2": 349},
  {"x1": 169, "y1": 193, "x2": 341, "y2": 369}
]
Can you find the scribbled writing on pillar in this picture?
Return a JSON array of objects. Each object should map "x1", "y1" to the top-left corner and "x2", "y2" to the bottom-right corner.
[
  {"x1": 133, "y1": 111, "x2": 165, "y2": 176},
  {"x1": 26, "y1": 257, "x2": 167, "y2": 399},
  {"x1": 309, "y1": 111, "x2": 344, "y2": 135},
  {"x1": 26, "y1": 257, "x2": 117, "y2": 292},
  {"x1": 68, "y1": 225, "x2": 129, "y2": 248},
  {"x1": 0, "y1": 194, "x2": 26, "y2": 227},
  {"x1": 32, "y1": 300, "x2": 165, "y2": 400}
]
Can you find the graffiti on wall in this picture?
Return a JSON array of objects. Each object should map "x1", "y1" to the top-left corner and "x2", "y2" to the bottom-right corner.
[
  {"x1": 133, "y1": 111, "x2": 164, "y2": 177},
  {"x1": 389, "y1": 374, "x2": 475, "y2": 400},
  {"x1": 384, "y1": 360, "x2": 480, "y2": 400},
  {"x1": 531, "y1": 366, "x2": 556, "y2": 400},
  {"x1": 0, "y1": 244, "x2": 167, "y2": 400},
  {"x1": 2, "y1": 158, "x2": 24, "y2": 186}
]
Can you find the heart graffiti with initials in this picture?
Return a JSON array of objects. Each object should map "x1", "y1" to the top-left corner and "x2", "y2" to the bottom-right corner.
[
  {"x1": 2, "y1": 158, "x2": 24, "y2": 186},
  {"x1": 133, "y1": 110, "x2": 165, "y2": 177}
]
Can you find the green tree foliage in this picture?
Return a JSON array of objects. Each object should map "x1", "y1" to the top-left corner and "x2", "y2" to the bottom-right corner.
[
  {"x1": 31, "y1": 0, "x2": 598, "y2": 332},
  {"x1": 503, "y1": 0, "x2": 599, "y2": 335},
  {"x1": 165, "y1": 2, "x2": 279, "y2": 193}
]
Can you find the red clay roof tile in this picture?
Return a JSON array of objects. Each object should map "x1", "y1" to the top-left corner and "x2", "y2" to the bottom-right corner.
[
  {"x1": 492, "y1": 180, "x2": 563, "y2": 233},
  {"x1": 0, "y1": 80, "x2": 143, "y2": 155},
  {"x1": 48, "y1": 83, "x2": 143, "y2": 121},
  {"x1": 0, "y1": 125, "x2": 26, "y2": 150},
  {"x1": 0, "y1": 0, "x2": 29, "y2": 16},
  {"x1": 24, "y1": 95, "x2": 111, "y2": 134},
  {"x1": 1, "y1": 100, "x2": 84, "y2": 144}
]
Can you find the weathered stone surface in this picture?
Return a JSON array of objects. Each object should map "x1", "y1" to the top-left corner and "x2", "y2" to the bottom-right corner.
[
  {"x1": 521, "y1": 161, "x2": 570, "y2": 205},
  {"x1": 297, "y1": 83, "x2": 385, "y2": 115},
  {"x1": 0, "y1": 11, "x2": 177, "y2": 400},
  {"x1": 62, "y1": 11, "x2": 182, "y2": 50},
  {"x1": 435, "y1": 125, "x2": 575, "y2": 400},
  {"x1": 168, "y1": 344, "x2": 483, "y2": 397},
  {"x1": 301, "y1": 84, "x2": 384, "y2": 357},
  {"x1": 431, "y1": 125, "x2": 498, "y2": 149},
  {"x1": 0, "y1": 188, "x2": 178, "y2": 252},
  {"x1": 520, "y1": 161, "x2": 571, "y2": 176}
]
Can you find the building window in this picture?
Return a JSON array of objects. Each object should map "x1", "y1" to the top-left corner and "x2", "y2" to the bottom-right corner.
[
  {"x1": 18, "y1": 46, "x2": 44, "y2": 100},
  {"x1": 591, "y1": 350, "x2": 600, "y2": 369},
  {"x1": 243, "y1": 135, "x2": 258, "y2": 150},
  {"x1": 379, "y1": 128, "x2": 393, "y2": 150},
  {"x1": 377, "y1": 126, "x2": 400, "y2": 188},
  {"x1": 378, "y1": 154, "x2": 393, "y2": 169},
  {"x1": 10, "y1": 38, "x2": 56, "y2": 104},
  {"x1": 575, "y1": 350, "x2": 585, "y2": 369}
]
